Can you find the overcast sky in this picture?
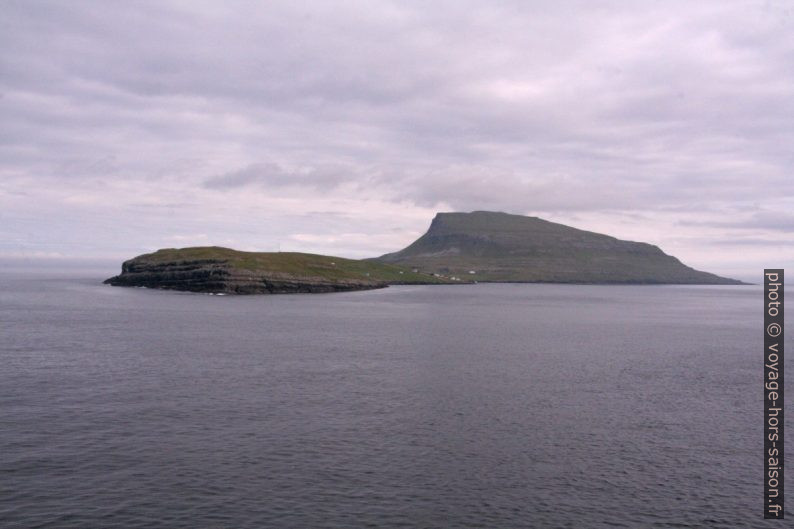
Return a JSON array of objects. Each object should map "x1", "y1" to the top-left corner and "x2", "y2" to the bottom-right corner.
[{"x1": 2, "y1": 0, "x2": 793, "y2": 281}]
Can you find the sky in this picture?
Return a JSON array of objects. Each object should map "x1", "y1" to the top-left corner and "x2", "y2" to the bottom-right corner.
[{"x1": 2, "y1": 0, "x2": 793, "y2": 281}]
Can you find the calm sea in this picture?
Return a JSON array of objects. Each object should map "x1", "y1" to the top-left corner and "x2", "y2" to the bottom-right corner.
[{"x1": 0, "y1": 269, "x2": 788, "y2": 528}]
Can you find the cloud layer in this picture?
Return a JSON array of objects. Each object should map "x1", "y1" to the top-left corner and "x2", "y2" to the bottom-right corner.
[{"x1": 2, "y1": 0, "x2": 793, "y2": 280}]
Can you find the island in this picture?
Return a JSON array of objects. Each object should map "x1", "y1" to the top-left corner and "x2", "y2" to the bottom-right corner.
[
  {"x1": 103, "y1": 247, "x2": 451, "y2": 294},
  {"x1": 105, "y1": 211, "x2": 745, "y2": 294}
]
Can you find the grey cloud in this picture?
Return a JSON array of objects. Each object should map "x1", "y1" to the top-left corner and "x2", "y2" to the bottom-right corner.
[
  {"x1": 204, "y1": 163, "x2": 358, "y2": 190},
  {"x1": 1, "y1": 0, "x2": 793, "y2": 275},
  {"x1": 705, "y1": 237, "x2": 794, "y2": 247},
  {"x1": 203, "y1": 163, "x2": 292, "y2": 190},
  {"x1": 679, "y1": 210, "x2": 794, "y2": 233}
]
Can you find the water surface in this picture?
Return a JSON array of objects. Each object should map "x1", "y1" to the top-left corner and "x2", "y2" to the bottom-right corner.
[{"x1": 0, "y1": 271, "x2": 787, "y2": 527}]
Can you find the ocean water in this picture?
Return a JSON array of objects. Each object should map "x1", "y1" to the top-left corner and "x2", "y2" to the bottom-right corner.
[{"x1": 0, "y1": 269, "x2": 788, "y2": 528}]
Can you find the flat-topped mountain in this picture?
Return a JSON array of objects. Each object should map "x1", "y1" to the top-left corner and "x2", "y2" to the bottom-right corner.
[
  {"x1": 375, "y1": 211, "x2": 743, "y2": 284},
  {"x1": 104, "y1": 247, "x2": 448, "y2": 294}
]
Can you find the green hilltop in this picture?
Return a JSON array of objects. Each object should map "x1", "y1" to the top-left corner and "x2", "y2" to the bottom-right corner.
[{"x1": 134, "y1": 246, "x2": 448, "y2": 284}]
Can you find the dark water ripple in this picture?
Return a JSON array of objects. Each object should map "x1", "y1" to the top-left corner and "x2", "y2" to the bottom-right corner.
[{"x1": 0, "y1": 271, "x2": 789, "y2": 528}]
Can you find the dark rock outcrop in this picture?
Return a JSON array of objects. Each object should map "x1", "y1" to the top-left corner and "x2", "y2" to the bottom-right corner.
[{"x1": 105, "y1": 256, "x2": 387, "y2": 294}]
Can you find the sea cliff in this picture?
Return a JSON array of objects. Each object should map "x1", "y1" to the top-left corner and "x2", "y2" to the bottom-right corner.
[{"x1": 104, "y1": 247, "x2": 446, "y2": 294}]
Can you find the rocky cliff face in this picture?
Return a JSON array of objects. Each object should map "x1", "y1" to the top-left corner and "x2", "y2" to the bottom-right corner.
[
  {"x1": 105, "y1": 256, "x2": 387, "y2": 294},
  {"x1": 377, "y1": 211, "x2": 744, "y2": 284}
]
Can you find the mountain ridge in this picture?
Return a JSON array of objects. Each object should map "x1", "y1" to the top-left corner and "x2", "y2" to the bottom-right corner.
[{"x1": 375, "y1": 211, "x2": 743, "y2": 284}]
